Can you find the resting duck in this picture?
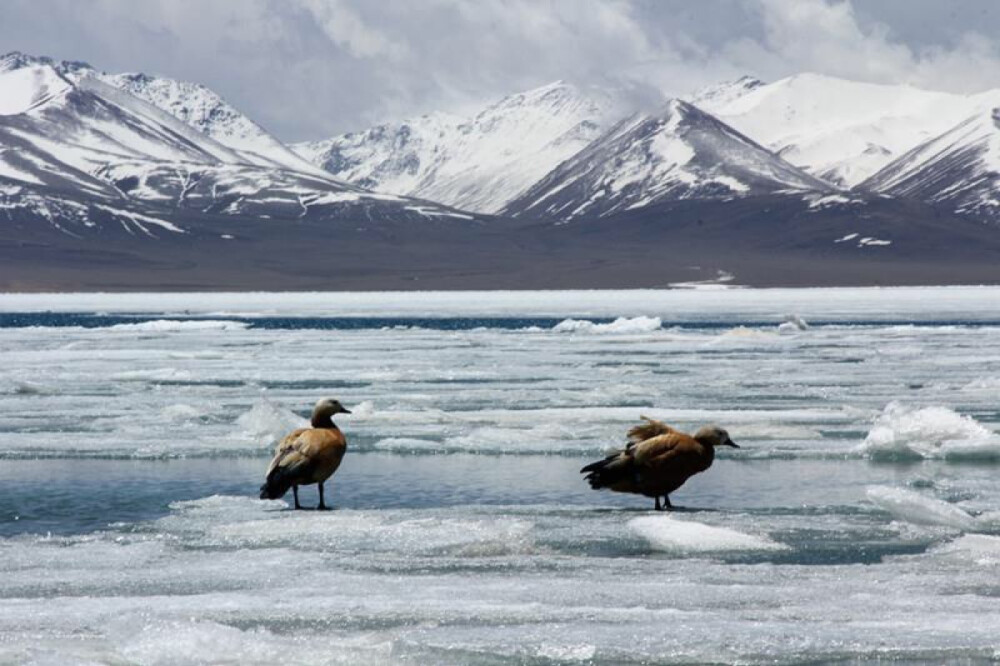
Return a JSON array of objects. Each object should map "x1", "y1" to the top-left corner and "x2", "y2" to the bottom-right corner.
[
  {"x1": 581, "y1": 416, "x2": 738, "y2": 510},
  {"x1": 259, "y1": 398, "x2": 351, "y2": 510}
]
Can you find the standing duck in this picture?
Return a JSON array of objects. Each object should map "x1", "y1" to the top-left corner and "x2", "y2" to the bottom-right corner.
[
  {"x1": 581, "y1": 416, "x2": 738, "y2": 510},
  {"x1": 259, "y1": 398, "x2": 351, "y2": 510}
]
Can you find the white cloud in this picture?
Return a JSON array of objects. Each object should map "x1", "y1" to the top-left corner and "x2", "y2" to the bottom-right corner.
[
  {"x1": 3, "y1": 0, "x2": 1000, "y2": 140},
  {"x1": 742, "y1": 0, "x2": 1000, "y2": 92},
  {"x1": 300, "y1": 0, "x2": 407, "y2": 60}
]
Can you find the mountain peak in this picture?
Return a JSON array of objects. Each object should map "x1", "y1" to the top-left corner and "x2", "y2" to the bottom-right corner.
[
  {"x1": 294, "y1": 80, "x2": 617, "y2": 213},
  {"x1": 861, "y1": 105, "x2": 1000, "y2": 220},
  {"x1": 0, "y1": 51, "x2": 94, "y2": 77},
  {"x1": 686, "y1": 75, "x2": 764, "y2": 109},
  {"x1": 503, "y1": 97, "x2": 829, "y2": 220},
  {"x1": 481, "y1": 80, "x2": 592, "y2": 114}
]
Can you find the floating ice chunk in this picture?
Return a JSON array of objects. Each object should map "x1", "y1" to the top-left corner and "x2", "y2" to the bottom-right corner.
[
  {"x1": 552, "y1": 316, "x2": 662, "y2": 334},
  {"x1": 236, "y1": 398, "x2": 306, "y2": 446},
  {"x1": 866, "y1": 486, "x2": 976, "y2": 531},
  {"x1": 371, "y1": 437, "x2": 445, "y2": 452},
  {"x1": 212, "y1": 511, "x2": 535, "y2": 557},
  {"x1": 107, "y1": 319, "x2": 248, "y2": 332},
  {"x1": 972, "y1": 511, "x2": 1000, "y2": 532},
  {"x1": 934, "y1": 534, "x2": 1000, "y2": 565},
  {"x1": 629, "y1": 516, "x2": 787, "y2": 553},
  {"x1": 778, "y1": 314, "x2": 809, "y2": 333},
  {"x1": 537, "y1": 644, "x2": 597, "y2": 661},
  {"x1": 161, "y1": 403, "x2": 205, "y2": 422},
  {"x1": 713, "y1": 325, "x2": 776, "y2": 340},
  {"x1": 350, "y1": 400, "x2": 375, "y2": 416},
  {"x1": 858, "y1": 402, "x2": 1000, "y2": 461},
  {"x1": 115, "y1": 618, "x2": 390, "y2": 666},
  {"x1": 964, "y1": 377, "x2": 1000, "y2": 390},
  {"x1": 110, "y1": 367, "x2": 192, "y2": 382}
]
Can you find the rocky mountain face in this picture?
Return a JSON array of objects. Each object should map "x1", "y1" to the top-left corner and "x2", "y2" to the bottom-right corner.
[{"x1": 861, "y1": 107, "x2": 1000, "y2": 222}]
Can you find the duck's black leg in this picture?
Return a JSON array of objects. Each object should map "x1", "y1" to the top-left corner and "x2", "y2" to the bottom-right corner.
[
  {"x1": 317, "y1": 483, "x2": 330, "y2": 511},
  {"x1": 654, "y1": 496, "x2": 662, "y2": 511},
  {"x1": 664, "y1": 495, "x2": 673, "y2": 510},
  {"x1": 293, "y1": 485, "x2": 302, "y2": 510}
]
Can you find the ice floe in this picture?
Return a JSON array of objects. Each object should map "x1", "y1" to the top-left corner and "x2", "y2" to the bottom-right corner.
[
  {"x1": 866, "y1": 486, "x2": 977, "y2": 531},
  {"x1": 859, "y1": 402, "x2": 1000, "y2": 461},
  {"x1": 551, "y1": 315, "x2": 662, "y2": 334},
  {"x1": 107, "y1": 319, "x2": 249, "y2": 332},
  {"x1": 777, "y1": 313, "x2": 809, "y2": 333},
  {"x1": 236, "y1": 398, "x2": 306, "y2": 446},
  {"x1": 934, "y1": 534, "x2": 1000, "y2": 565},
  {"x1": 629, "y1": 515, "x2": 787, "y2": 553}
]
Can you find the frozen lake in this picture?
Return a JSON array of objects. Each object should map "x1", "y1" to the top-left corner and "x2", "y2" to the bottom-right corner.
[{"x1": 2, "y1": 288, "x2": 1000, "y2": 664}]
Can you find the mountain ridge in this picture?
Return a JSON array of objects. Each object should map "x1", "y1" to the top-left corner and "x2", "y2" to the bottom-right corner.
[
  {"x1": 291, "y1": 80, "x2": 623, "y2": 213},
  {"x1": 503, "y1": 98, "x2": 833, "y2": 220},
  {"x1": 1, "y1": 50, "x2": 999, "y2": 290}
]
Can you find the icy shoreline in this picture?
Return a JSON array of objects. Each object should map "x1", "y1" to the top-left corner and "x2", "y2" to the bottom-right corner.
[{"x1": 2, "y1": 286, "x2": 1000, "y2": 320}]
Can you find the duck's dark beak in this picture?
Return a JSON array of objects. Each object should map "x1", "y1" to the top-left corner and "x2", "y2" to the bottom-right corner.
[
  {"x1": 340, "y1": 407, "x2": 352, "y2": 414},
  {"x1": 725, "y1": 438, "x2": 739, "y2": 448}
]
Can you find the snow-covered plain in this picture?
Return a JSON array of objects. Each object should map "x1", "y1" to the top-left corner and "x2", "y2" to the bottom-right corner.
[{"x1": 2, "y1": 288, "x2": 1000, "y2": 664}]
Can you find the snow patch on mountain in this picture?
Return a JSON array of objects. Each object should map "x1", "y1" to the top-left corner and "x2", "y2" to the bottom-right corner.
[
  {"x1": 0, "y1": 65, "x2": 72, "y2": 116},
  {"x1": 686, "y1": 75, "x2": 764, "y2": 110}
]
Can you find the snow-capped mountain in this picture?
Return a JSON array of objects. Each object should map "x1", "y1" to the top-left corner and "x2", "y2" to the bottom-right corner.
[
  {"x1": 0, "y1": 51, "x2": 323, "y2": 175},
  {"x1": 860, "y1": 108, "x2": 1000, "y2": 221},
  {"x1": 694, "y1": 73, "x2": 1000, "y2": 188},
  {"x1": 0, "y1": 60, "x2": 475, "y2": 238},
  {"x1": 293, "y1": 81, "x2": 621, "y2": 214},
  {"x1": 294, "y1": 111, "x2": 465, "y2": 199},
  {"x1": 687, "y1": 75, "x2": 764, "y2": 110},
  {"x1": 503, "y1": 99, "x2": 831, "y2": 220}
]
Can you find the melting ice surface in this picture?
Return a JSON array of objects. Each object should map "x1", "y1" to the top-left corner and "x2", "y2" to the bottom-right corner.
[{"x1": 2, "y1": 287, "x2": 1000, "y2": 664}]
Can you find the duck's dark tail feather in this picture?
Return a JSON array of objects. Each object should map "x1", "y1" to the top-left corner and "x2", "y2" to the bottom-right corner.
[
  {"x1": 580, "y1": 452, "x2": 633, "y2": 490},
  {"x1": 259, "y1": 467, "x2": 295, "y2": 500}
]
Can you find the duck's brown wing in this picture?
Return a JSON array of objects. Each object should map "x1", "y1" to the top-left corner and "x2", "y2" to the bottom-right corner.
[
  {"x1": 260, "y1": 428, "x2": 349, "y2": 500},
  {"x1": 632, "y1": 433, "x2": 686, "y2": 464},
  {"x1": 260, "y1": 430, "x2": 316, "y2": 500},
  {"x1": 633, "y1": 433, "x2": 708, "y2": 493},
  {"x1": 265, "y1": 427, "x2": 308, "y2": 477},
  {"x1": 627, "y1": 416, "x2": 680, "y2": 444},
  {"x1": 294, "y1": 429, "x2": 347, "y2": 480}
]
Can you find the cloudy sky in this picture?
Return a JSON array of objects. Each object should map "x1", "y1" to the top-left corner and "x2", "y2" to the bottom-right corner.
[{"x1": 3, "y1": 0, "x2": 1000, "y2": 141}]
